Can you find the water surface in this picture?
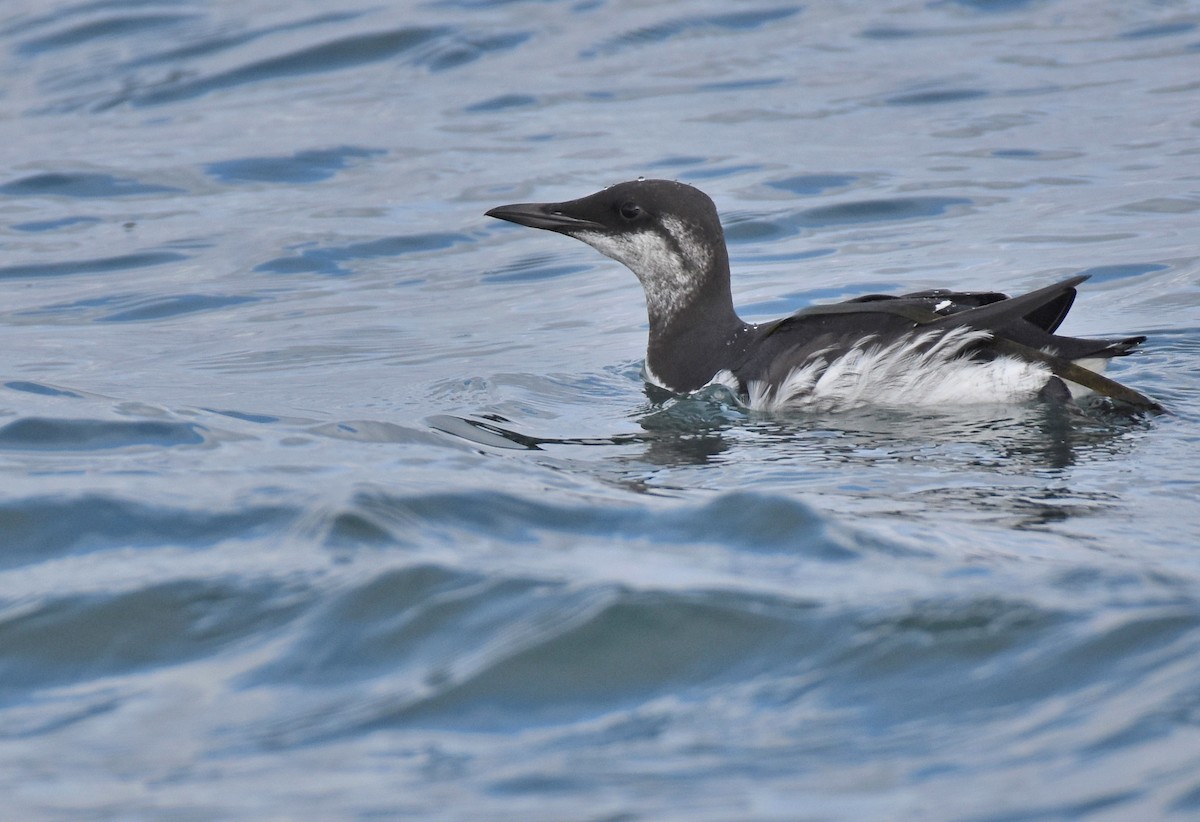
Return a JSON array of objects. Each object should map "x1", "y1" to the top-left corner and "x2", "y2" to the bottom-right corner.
[{"x1": 2, "y1": 0, "x2": 1199, "y2": 818}]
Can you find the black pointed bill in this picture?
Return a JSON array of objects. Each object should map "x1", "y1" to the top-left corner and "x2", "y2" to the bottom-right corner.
[{"x1": 485, "y1": 202, "x2": 606, "y2": 233}]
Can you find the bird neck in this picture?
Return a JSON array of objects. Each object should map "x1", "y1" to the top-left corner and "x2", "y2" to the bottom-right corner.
[{"x1": 644, "y1": 261, "x2": 748, "y2": 392}]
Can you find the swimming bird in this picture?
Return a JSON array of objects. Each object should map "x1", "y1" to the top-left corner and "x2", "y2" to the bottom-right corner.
[{"x1": 486, "y1": 179, "x2": 1159, "y2": 412}]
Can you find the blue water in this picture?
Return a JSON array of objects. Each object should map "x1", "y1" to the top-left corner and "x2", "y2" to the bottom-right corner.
[{"x1": 2, "y1": 0, "x2": 1200, "y2": 818}]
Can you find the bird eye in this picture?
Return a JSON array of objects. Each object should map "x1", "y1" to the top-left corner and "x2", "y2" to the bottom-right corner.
[{"x1": 619, "y1": 202, "x2": 642, "y2": 220}]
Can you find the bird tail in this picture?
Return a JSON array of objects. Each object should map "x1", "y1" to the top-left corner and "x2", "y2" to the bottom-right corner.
[{"x1": 990, "y1": 338, "x2": 1163, "y2": 412}]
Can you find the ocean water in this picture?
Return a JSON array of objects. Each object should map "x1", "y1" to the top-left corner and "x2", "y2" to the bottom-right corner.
[{"x1": 2, "y1": 0, "x2": 1200, "y2": 818}]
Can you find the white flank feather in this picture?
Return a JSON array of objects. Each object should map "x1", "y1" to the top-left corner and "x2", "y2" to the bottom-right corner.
[
  {"x1": 1062, "y1": 356, "x2": 1107, "y2": 399},
  {"x1": 744, "y1": 327, "x2": 1052, "y2": 412}
]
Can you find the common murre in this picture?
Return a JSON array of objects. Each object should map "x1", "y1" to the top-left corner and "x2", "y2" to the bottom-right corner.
[{"x1": 486, "y1": 179, "x2": 1160, "y2": 412}]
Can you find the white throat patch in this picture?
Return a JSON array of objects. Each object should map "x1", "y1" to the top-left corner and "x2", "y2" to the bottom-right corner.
[{"x1": 577, "y1": 216, "x2": 711, "y2": 323}]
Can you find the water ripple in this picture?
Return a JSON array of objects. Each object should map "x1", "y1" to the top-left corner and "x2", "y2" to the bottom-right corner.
[
  {"x1": 205, "y1": 146, "x2": 385, "y2": 185},
  {"x1": 0, "y1": 418, "x2": 207, "y2": 451},
  {"x1": 584, "y1": 6, "x2": 801, "y2": 57},
  {"x1": 0, "y1": 494, "x2": 298, "y2": 566},
  {"x1": 726, "y1": 196, "x2": 974, "y2": 241},
  {"x1": 1119, "y1": 21, "x2": 1198, "y2": 40},
  {"x1": 886, "y1": 88, "x2": 990, "y2": 106},
  {"x1": 256, "y1": 233, "x2": 471, "y2": 276},
  {"x1": 342, "y1": 488, "x2": 868, "y2": 559},
  {"x1": 123, "y1": 12, "x2": 365, "y2": 68},
  {"x1": 239, "y1": 571, "x2": 823, "y2": 742},
  {"x1": 95, "y1": 294, "x2": 261, "y2": 323},
  {"x1": 797, "y1": 196, "x2": 975, "y2": 227},
  {"x1": 0, "y1": 171, "x2": 181, "y2": 198},
  {"x1": 0, "y1": 251, "x2": 188, "y2": 280},
  {"x1": 767, "y1": 174, "x2": 859, "y2": 196},
  {"x1": 4, "y1": 381, "x2": 82, "y2": 399},
  {"x1": 16, "y1": 12, "x2": 196, "y2": 56},
  {"x1": 10, "y1": 215, "x2": 102, "y2": 232},
  {"x1": 0, "y1": 579, "x2": 313, "y2": 701},
  {"x1": 126, "y1": 26, "x2": 529, "y2": 107}
]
